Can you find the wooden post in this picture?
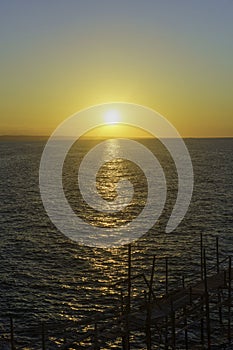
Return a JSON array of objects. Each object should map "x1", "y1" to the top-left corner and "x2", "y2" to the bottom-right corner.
[
  {"x1": 42, "y1": 322, "x2": 46, "y2": 350},
  {"x1": 127, "y1": 244, "x2": 131, "y2": 312},
  {"x1": 224, "y1": 270, "x2": 227, "y2": 286},
  {"x1": 216, "y1": 236, "x2": 219, "y2": 273},
  {"x1": 228, "y1": 256, "x2": 232, "y2": 345},
  {"x1": 203, "y1": 249, "x2": 211, "y2": 349},
  {"x1": 182, "y1": 276, "x2": 185, "y2": 289},
  {"x1": 145, "y1": 310, "x2": 152, "y2": 350},
  {"x1": 144, "y1": 289, "x2": 147, "y2": 303},
  {"x1": 184, "y1": 306, "x2": 188, "y2": 350},
  {"x1": 121, "y1": 290, "x2": 127, "y2": 350},
  {"x1": 165, "y1": 257, "x2": 169, "y2": 350},
  {"x1": 200, "y1": 295, "x2": 205, "y2": 348},
  {"x1": 165, "y1": 315, "x2": 168, "y2": 350},
  {"x1": 171, "y1": 297, "x2": 176, "y2": 349},
  {"x1": 146, "y1": 255, "x2": 156, "y2": 350},
  {"x1": 10, "y1": 317, "x2": 15, "y2": 350},
  {"x1": 94, "y1": 323, "x2": 99, "y2": 350},
  {"x1": 189, "y1": 287, "x2": 192, "y2": 306},
  {"x1": 126, "y1": 244, "x2": 131, "y2": 350},
  {"x1": 216, "y1": 237, "x2": 223, "y2": 326},
  {"x1": 165, "y1": 257, "x2": 168, "y2": 295},
  {"x1": 149, "y1": 255, "x2": 156, "y2": 303},
  {"x1": 200, "y1": 232, "x2": 203, "y2": 280},
  {"x1": 182, "y1": 273, "x2": 188, "y2": 349}
]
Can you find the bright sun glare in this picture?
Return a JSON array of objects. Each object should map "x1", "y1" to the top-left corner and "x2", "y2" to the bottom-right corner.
[{"x1": 104, "y1": 110, "x2": 120, "y2": 124}]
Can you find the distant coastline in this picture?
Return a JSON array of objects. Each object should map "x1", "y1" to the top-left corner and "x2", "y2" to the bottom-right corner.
[
  {"x1": 0, "y1": 135, "x2": 49, "y2": 141},
  {"x1": 0, "y1": 135, "x2": 233, "y2": 141}
]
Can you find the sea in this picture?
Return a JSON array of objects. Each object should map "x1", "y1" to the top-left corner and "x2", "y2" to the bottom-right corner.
[{"x1": 0, "y1": 137, "x2": 232, "y2": 349}]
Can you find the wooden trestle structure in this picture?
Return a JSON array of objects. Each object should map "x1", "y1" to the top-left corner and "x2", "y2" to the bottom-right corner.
[{"x1": 2, "y1": 234, "x2": 233, "y2": 349}]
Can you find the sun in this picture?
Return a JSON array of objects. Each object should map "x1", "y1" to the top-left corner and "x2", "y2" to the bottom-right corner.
[{"x1": 104, "y1": 110, "x2": 120, "y2": 124}]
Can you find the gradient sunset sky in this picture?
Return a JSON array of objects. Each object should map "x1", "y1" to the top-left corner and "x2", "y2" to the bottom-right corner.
[{"x1": 0, "y1": 0, "x2": 232, "y2": 137}]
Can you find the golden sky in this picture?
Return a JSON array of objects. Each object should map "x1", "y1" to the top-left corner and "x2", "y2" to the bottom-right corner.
[
  {"x1": 83, "y1": 125, "x2": 152, "y2": 139},
  {"x1": 0, "y1": 1, "x2": 233, "y2": 137}
]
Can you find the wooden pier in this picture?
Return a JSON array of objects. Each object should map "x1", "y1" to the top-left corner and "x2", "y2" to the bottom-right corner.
[
  {"x1": 1, "y1": 235, "x2": 233, "y2": 349},
  {"x1": 60, "y1": 235, "x2": 232, "y2": 350}
]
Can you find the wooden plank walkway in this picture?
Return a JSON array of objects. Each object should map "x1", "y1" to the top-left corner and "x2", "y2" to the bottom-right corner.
[
  {"x1": 59, "y1": 265, "x2": 233, "y2": 349},
  {"x1": 147, "y1": 268, "x2": 233, "y2": 320},
  {"x1": 125, "y1": 267, "x2": 233, "y2": 327}
]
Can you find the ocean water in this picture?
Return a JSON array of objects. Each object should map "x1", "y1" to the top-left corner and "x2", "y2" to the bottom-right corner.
[{"x1": 0, "y1": 137, "x2": 232, "y2": 348}]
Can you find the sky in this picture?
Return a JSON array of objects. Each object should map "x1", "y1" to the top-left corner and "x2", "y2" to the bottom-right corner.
[{"x1": 0, "y1": 0, "x2": 233, "y2": 137}]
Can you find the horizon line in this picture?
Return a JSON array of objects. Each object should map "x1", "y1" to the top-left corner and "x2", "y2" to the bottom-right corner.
[{"x1": 0, "y1": 135, "x2": 232, "y2": 140}]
